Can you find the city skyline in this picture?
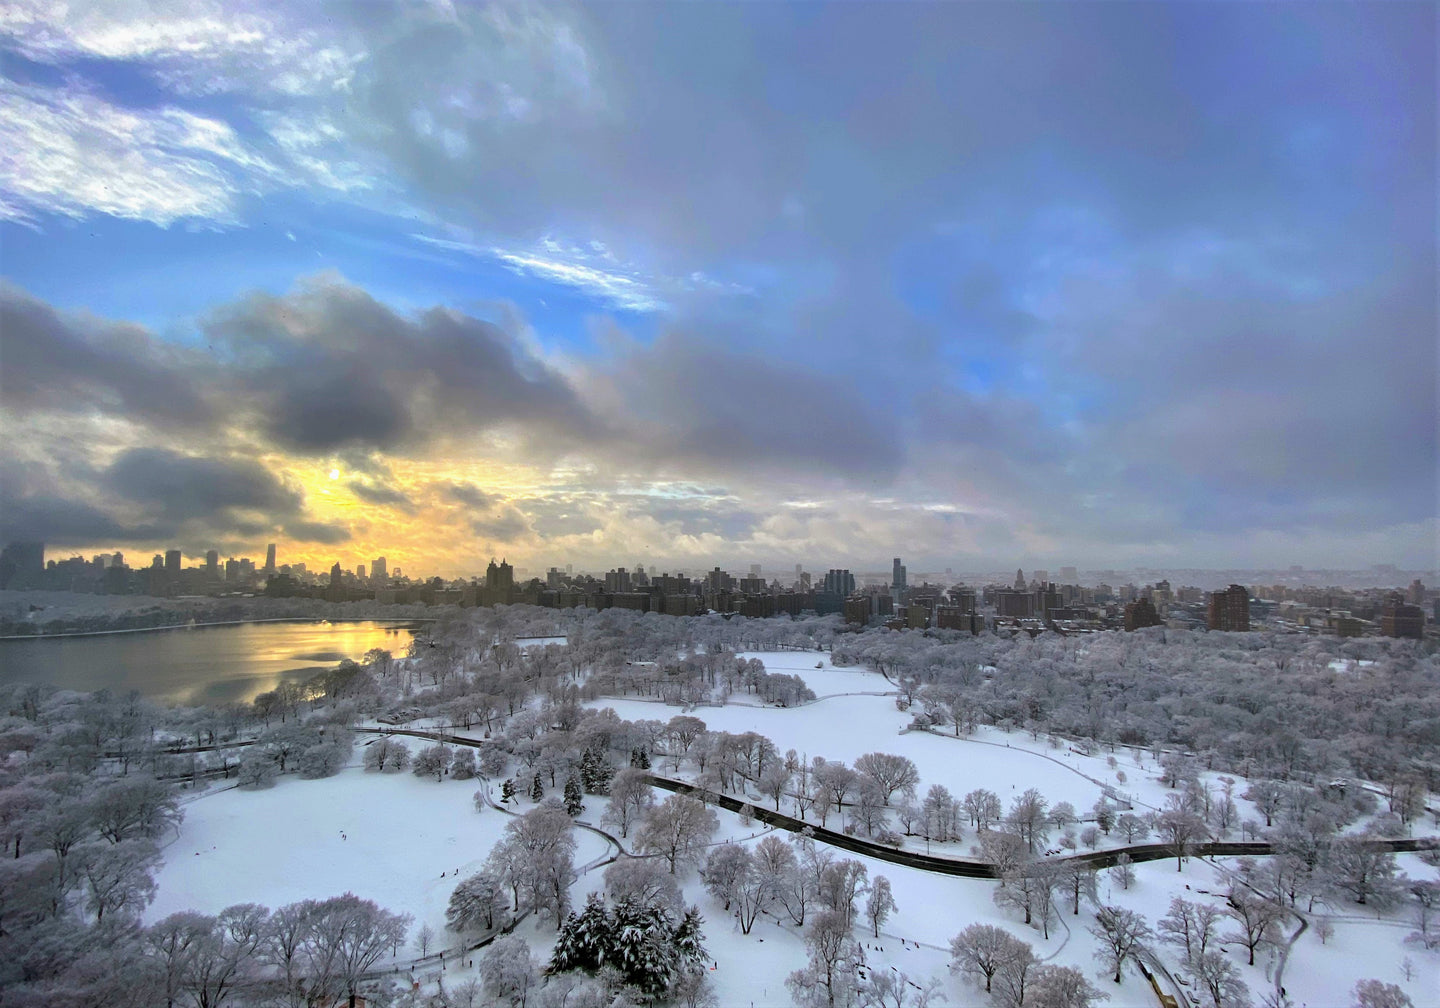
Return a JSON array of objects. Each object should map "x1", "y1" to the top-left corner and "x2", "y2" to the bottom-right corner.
[{"x1": 1, "y1": 3, "x2": 1434, "y2": 578}]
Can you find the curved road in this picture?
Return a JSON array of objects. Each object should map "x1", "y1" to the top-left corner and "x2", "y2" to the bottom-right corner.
[{"x1": 353, "y1": 727, "x2": 1438, "y2": 879}]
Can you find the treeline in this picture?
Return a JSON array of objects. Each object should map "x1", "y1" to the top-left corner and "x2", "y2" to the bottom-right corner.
[{"x1": 834, "y1": 626, "x2": 1439, "y2": 792}]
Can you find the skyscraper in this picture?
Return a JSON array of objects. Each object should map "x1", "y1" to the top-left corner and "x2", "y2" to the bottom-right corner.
[
  {"x1": 892, "y1": 557, "x2": 907, "y2": 603},
  {"x1": 165, "y1": 550, "x2": 181, "y2": 575},
  {"x1": 372, "y1": 556, "x2": 387, "y2": 586},
  {"x1": 205, "y1": 550, "x2": 219, "y2": 577},
  {"x1": 1206, "y1": 585, "x2": 1250, "y2": 632},
  {"x1": 264, "y1": 543, "x2": 277, "y2": 574}
]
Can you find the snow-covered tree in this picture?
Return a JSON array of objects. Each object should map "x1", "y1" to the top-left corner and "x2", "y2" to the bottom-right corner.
[
  {"x1": 446, "y1": 869, "x2": 509, "y2": 934},
  {"x1": 1028, "y1": 964, "x2": 1110, "y2": 1008},
  {"x1": 1158, "y1": 897, "x2": 1223, "y2": 963},
  {"x1": 1352, "y1": 979, "x2": 1413, "y2": 1008},
  {"x1": 481, "y1": 934, "x2": 539, "y2": 1008},
  {"x1": 602, "y1": 767, "x2": 655, "y2": 839},
  {"x1": 854, "y1": 752, "x2": 920, "y2": 805},
  {"x1": 1088, "y1": 905, "x2": 1151, "y2": 983},
  {"x1": 949, "y1": 923, "x2": 1029, "y2": 995},
  {"x1": 564, "y1": 775, "x2": 585, "y2": 817},
  {"x1": 636, "y1": 794, "x2": 718, "y2": 875},
  {"x1": 865, "y1": 875, "x2": 897, "y2": 938}
]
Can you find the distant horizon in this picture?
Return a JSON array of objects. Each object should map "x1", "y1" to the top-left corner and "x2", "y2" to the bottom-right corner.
[{"x1": 18, "y1": 541, "x2": 1438, "y2": 588}]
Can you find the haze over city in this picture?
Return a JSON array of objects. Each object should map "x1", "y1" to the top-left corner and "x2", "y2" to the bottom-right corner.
[{"x1": 1, "y1": 2, "x2": 1433, "y2": 578}]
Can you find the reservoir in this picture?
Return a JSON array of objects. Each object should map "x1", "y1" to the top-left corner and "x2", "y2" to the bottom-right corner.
[{"x1": 0, "y1": 620, "x2": 420, "y2": 706}]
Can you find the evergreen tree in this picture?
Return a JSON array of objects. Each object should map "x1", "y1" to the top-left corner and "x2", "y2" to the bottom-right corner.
[
  {"x1": 674, "y1": 906, "x2": 709, "y2": 972},
  {"x1": 531, "y1": 773, "x2": 545, "y2": 802},
  {"x1": 549, "y1": 893, "x2": 612, "y2": 974},
  {"x1": 500, "y1": 778, "x2": 516, "y2": 803},
  {"x1": 564, "y1": 776, "x2": 585, "y2": 817},
  {"x1": 610, "y1": 899, "x2": 679, "y2": 997},
  {"x1": 580, "y1": 748, "x2": 614, "y2": 795},
  {"x1": 630, "y1": 748, "x2": 651, "y2": 769}
]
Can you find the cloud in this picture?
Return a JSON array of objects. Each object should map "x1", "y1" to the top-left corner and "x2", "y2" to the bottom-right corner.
[
  {"x1": 0, "y1": 80, "x2": 271, "y2": 226},
  {"x1": 414, "y1": 234, "x2": 665, "y2": 312},
  {"x1": 471, "y1": 507, "x2": 530, "y2": 542},
  {"x1": 441, "y1": 482, "x2": 497, "y2": 509},
  {"x1": 104, "y1": 447, "x2": 302, "y2": 521},
  {"x1": 0, "y1": 493, "x2": 157, "y2": 546},
  {"x1": 0, "y1": 284, "x2": 215, "y2": 430},
  {"x1": 283, "y1": 520, "x2": 352, "y2": 544},
  {"x1": 347, "y1": 480, "x2": 416, "y2": 513},
  {"x1": 0, "y1": 0, "x2": 360, "y2": 98},
  {"x1": 204, "y1": 275, "x2": 599, "y2": 455},
  {"x1": 584, "y1": 330, "x2": 904, "y2": 481}
]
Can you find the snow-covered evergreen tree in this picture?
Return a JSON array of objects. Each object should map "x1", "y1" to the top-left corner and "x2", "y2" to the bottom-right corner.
[{"x1": 564, "y1": 775, "x2": 585, "y2": 817}]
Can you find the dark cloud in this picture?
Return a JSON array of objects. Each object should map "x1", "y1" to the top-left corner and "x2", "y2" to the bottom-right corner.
[
  {"x1": 0, "y1": 492, "x2": 158, "y2": 546},
  {"x1": 595, "y1": 331, "x2": 903, "y2": 480},
  {"x1": 347, "y1": 480, "x2": 416, "y2": 513},
  {"x1": 103, "y1": 448, "x2": 302, "y2": 522},
  {"x1": 441, "y1": 482, "x2": 497, "y2": 508},
  {"x1": 284, "y1": 520, "x2": 352, "y2": 545},
  {"x1": 0, "y1": 284, "x2": 214, "y2": 431},
  {"x1": 471, "y1": 508, "x2": 530, "y2": 542},
  {"x1": 204, "y1": 277, "x2": 598, "y2": 455}
]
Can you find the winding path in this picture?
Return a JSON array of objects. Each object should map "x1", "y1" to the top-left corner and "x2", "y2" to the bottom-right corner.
[{"x1": 351, "y1": 727, "x2": 1439, "y2": 880}]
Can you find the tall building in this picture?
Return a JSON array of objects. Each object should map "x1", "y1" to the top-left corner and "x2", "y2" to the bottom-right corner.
[
  {"x1": 1014, "y1": 568, "x2": 1026, "y2": 591},
  {"x1": 1381, "y1": 594, "x2": 1425, "y2": 639},
  {"x1": 892, "y1": 557, "x2": 907, "y2": 602},
  {"x1": 1207, "y1": 585, "x2": 1250, "y2": 632},
  {"x1": 823, "y1": 569, "x2": 855, "y2": 596},
  {"x1": 205, "y1": 550, "x2": 219, "y2": 577},
  {"x1": 165, "y1": 550, "x2": 182, "y2": 575},
  {"x1": 486, "y1": 558, "x2": 514, "y2": 591},
  {"x1": 1124, "y1": 597, "x2": 1164, "y2": 631},
  {"x1": 372, "y1": 556, "x2": 387, "y2": 586},
  {"x1": 264, "y1": 543, "x2": 277, "y2": 574}
]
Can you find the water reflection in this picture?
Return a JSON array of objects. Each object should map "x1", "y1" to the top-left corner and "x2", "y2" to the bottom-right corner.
[{"x1": 0, "y1": 621, "x2": 420, "y2": 706}]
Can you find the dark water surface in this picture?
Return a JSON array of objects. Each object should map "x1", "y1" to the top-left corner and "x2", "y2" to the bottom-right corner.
[{"x1": 0, "y1": 621, "x2": 418, "y2": 705}]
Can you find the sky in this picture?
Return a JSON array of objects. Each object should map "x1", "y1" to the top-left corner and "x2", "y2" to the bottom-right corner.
[{"x1": 0, "y1": 0, "x2": 1435, "y2": 579}]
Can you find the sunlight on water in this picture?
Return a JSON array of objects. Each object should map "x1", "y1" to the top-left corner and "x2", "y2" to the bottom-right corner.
[{"x1": 0, "y1": 621, "x2": 419, "y2": 705}]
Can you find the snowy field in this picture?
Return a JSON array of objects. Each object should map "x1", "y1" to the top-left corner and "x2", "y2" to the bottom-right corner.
[
  {"x1": 148, "y1": 651, "x2": 1439, "y2": 1005},
  {"x1": 150, "y1": 759, "x2": 612, "y2": 954}
]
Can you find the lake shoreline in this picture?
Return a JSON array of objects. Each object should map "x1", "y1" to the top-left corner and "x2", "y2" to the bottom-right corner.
[{"x1": 0, "y1": 616, "x2": 433, "y2": 642}]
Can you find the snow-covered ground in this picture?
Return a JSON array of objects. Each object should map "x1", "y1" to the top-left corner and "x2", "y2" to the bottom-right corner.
[
  {"x1": 150, "y1": 761, "x2": 611, "y2": 956},
  {"x1": 149, "y1": 651, "x2": 1439, "y2": 1005}
]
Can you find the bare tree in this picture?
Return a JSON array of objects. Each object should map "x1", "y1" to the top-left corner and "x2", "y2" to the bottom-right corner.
[
  {"x1": 636, "y1": 794, "x2": 719, "y2": 874},
  {"x1": 1028, "y1": 964, "x2": 1110, "y2": 1008},
  {"x1": 853, "y1": 752, "x2": 920, "y2": 805},
  {"x1": 866, "y1": 875, "x2": 897, "y2": 938},
  {"x1": 1224, "y1": 886, "x2": 1286, "y2": 966},
  {"x1": 1186, "y1": 950, "x2": 1250, "y2": 1008},
  {"x1": 1154, "y1": 802, "x2": 1207, "y2": 871},
  {"x1": 1158, "y1": 896, "x2": 1223, "y2": 963},
  {"x1": 601, "y1": 767, "x2": 654, "y2": 839},
  {"x1": 949, "y1": 923, "x2": 1030, "y2": 994},
  {"x1": 1006, "y1": 788, "x2": 1051, "y2": 854},
  {"x1": 1088, "y1": 905, "x2": 1152, "y2": 983}
]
